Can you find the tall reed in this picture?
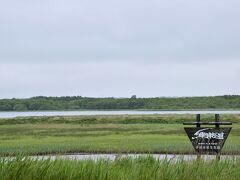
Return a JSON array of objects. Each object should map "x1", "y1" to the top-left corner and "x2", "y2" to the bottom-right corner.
[{"x1": 0, "y1": 156, "x2": 239, "y2": 180}]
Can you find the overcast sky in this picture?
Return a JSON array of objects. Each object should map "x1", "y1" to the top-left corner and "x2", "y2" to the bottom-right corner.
[{"x1": 0, "y1": 0, "x2": 240, "y2": 98}]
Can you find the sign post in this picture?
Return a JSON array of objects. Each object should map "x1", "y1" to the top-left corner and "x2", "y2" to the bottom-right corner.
[{"x1": 183, "y1": 114, "x2": 232, "y2": 160}]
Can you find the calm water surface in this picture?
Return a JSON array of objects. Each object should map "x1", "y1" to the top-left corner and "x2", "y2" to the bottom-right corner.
[
  {"x1": 29, "y1": 154, "x2": 240, "y2": 161},
  {"x1": 0, "y1": 110, "x2": 240, "y2": 118}
]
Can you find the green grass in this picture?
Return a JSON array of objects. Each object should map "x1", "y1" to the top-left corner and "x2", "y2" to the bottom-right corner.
[
  {"x1": 1, "y1": 114, "x2": 240, "y2": 125},
  {"x1": 0, "y1": 114, "x2": 239, "y2": 155},
  {"x1": 1, "y1": 156, "x2": 240, "y2": 180}
]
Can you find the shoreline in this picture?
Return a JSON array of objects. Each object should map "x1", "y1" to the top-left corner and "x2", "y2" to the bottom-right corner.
[{"x1": 2, "y1": 151, "x2": 240, "y2": 157}]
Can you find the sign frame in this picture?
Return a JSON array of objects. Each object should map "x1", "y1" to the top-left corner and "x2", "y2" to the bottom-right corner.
[{"x1": 183, "y1": 114, "x2": 232, "y2": 158}]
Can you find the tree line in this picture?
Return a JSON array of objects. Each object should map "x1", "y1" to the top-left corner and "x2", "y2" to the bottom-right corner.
[{"x1": 0, "y1": 95, "x2": 240, "y2": 111}]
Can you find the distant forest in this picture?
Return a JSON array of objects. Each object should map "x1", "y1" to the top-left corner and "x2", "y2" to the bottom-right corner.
[{"x1": 0, "y1": 95, "x2": 240, "y2": 111}]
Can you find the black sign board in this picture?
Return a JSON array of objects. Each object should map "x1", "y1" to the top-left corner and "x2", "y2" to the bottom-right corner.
[{"x1": 184, "y1": 127, "x2": 231, "y2": 154}]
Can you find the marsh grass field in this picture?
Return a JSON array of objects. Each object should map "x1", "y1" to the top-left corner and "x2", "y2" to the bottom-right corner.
[
  {"x1": 0, "y1": 114, "x2": 240, "y2": 179},
  {"x1": 1, "y1": 156, "x2": 240, "y2": 180},
  {"x1": 0, "y1": 114, "x2": 239, "y2": 155}
]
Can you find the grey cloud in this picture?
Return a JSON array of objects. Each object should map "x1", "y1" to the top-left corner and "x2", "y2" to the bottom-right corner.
[
  {"x1": 0, "y1": 60, "x2": 240, "y2": 98},
  {"x1": 0, "y1": 0, "x2": 240, "y2": 97},
  {"x1": 1, "y1": 0, "x2": 240, "y2": 62}
]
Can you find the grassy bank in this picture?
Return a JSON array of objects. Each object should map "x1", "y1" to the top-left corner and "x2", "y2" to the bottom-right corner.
[
  {"x1": 1, "y1": 156, "x2": 240, "y2": 180},
  {"x1": 0, "y1": 114, "x2": 239, "y2": 155},
  {"x1": 1, "y1": 114, "x2": 240, "y2": 124}
]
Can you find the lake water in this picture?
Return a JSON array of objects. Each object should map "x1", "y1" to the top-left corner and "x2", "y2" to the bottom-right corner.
[
  {"x1": 29, "y1": 154, "x2": 240, "y2": 161},
  {"x1": 0, "y1": 110, "x2": 240, "y2": 118}
]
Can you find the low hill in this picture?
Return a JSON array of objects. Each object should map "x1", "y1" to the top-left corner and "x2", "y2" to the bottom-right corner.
[{"x1": 0, "y1": 95, "x2": 240, "y2": 111}]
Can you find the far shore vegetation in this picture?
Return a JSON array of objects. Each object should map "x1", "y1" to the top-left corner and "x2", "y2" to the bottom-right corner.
[{"x1": 0, "y1": 95, "x2": 240, "y2": 111}]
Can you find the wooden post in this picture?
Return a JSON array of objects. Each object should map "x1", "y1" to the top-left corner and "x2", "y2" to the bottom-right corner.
[
  {"x1": 196, "y1": 114, "x2": 201, "y2": 128},
  {"x1": 215, "y1": 114, "x2": 220, "y2": 160},
  {"x1": 196, "y1": 114, "x2": 201, "y2": 160},
  {"x1": 215, "y1": 114, "x2": 220, "y2": 128}
]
